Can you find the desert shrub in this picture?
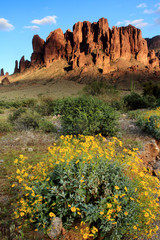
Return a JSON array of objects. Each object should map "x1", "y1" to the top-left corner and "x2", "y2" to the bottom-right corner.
[
  {"x1": 143, "y1": 81, "x2": 160, "y2": 98},
  {"x1": 35, "y1": 96, "x2": 119, "y2": 136},
  {"x1": 13, "y1": 110, "x2": 40, "y2": 131},
  {"x1": 12, "y1": 135, "x2": 160, "y2": 239},
  {"x1": 0, "y1": 98, "x2": 37, "y2": 109},
  {"x1": 0, "y1": 109, "x2": 4, "y2": 114},
  {"x1": 8, "y1": 107, "x2": 26, "y2": 123},
  {"x1": 83, "y1": 81, "x2": 118, "y2": 96},
  {"x1": 36, "y1": 97, "x2": 55, "y2": 116},
  {"x1": 0, "y1": 120, "x2": 13, "y2": 132},
  {"x1": 0, "y1": 100, "x2": 20, "y2": 109},
  {"x1": 123, "y1": 92, "x2": 155, "y2": 110},
  {"x1": 20, "y1": 98, "x2": 37, "y2": 108},
  {"x1": 39, "y1": 119, "x2": 57, "y2": 133},
  {"x1": 110, "y1": 100, "x2": 125, "y2": 111},
  {"x1": 36, "y1": 97, "x2": 75, "y2": 116},
  {"x1": 137, "y1": 107, "x2": 160, "y2": 139},
  {"x1": 59, "y1": 96, "x2": 119, "y2": 136}
]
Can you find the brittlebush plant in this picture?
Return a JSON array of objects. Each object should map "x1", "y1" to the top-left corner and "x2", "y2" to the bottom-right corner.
[
  {"x1": 137, "y1": 107, "x2": 160, "y2": 139},
  {"x1": 11, "y1": 135, "x2": 160, "y2": 240}
]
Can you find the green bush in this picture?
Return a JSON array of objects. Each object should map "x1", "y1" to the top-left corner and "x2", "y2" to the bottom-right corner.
[
  {"x1": 36, "y1": 97, "x2": 74, "y2": 116},
  {"x1": 39, "y1": 119, "x2": 57, "y2": 133},
  {"x1": 9, "y1": 108, "x2": 26, "y2": 123},
  {"x1": 83, "y1": 81, "x2": 118, "y2": 96},
  {"x1": 13, "y1": 110, "x2": 40, "y2": 131},
  {"x1": 123, "y1": 92, "x2": 155, "y2": 110},
  {"x1": 0, "y1": 120, "x2": 13, "y2": 132},
  {"x1": 0, "y1": 98, "x2": 37, "y2": 109},
  {"x1": 59, "y1": 96, "x2": 119, "y2": 136},
  {"x1": 12, "y1": 136, "x2": 160, "y2": 239},
  {"x1": 0, "y1": 109, "x2": 4, "y2": 114},
  {"x1": 110, "y1": 100, "x2": 125, "y2": 111},
  {"x1": 137, "y1": 114, "x2": 160, "y2": 140},
  {"x1": 143, "y1": 81, "x2": 160, "y2": 98}
]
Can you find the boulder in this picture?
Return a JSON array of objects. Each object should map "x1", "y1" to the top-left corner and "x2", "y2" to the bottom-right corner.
[
  {"x1": 1, "y1": 77, "x2": 10, "y2": 85},
  {"x1": 47, "y1": 217, "x2": 62, "y2": 239}
]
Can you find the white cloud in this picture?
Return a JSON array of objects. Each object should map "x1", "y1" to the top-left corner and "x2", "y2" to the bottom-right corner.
[
  {"x1": 124, "y1": 19, "x2": 149, "y2": 28},
  {"x1": 144, "y1": 9, "x2": 154, "y2": 14},
  {"x1": 156, "y1": 6, "x2": 160, "y2": 13},
  {"x1": 31, "y1": 15, "x2": 57, "y2": 25},
  {"x1": 116, "y1": 19, "x2": 149, "y2": 28},
  {"x1": 116, "y1": 21, "x2": 123, "y2": 26},
  {"x1": 24, "y1": 25, "x2": 40, "y2": 31},
  {"x1": 137, "y1": 3, "x2": 147, "y2": 8},
  {"x1": 0, "y1": 18, "x2": 14, "y2": 31},
  {"x1": 155, "y1": 3, "x2": 160, "y2": 8}
]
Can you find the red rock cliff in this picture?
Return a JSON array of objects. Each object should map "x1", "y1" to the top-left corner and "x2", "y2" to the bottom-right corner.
[{"x1": 18, "y1": 18, "x2": 160, "y2": 73}]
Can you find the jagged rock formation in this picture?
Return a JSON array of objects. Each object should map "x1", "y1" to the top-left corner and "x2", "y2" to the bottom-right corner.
[
  {"x1": 31, "y1": 35, "x2": 45, "y2": 65},
  {"x1": 44, "y1": 28, "x2": 66, "y2": 67},
  {"x1": 146, "y1": 35, "x2": 160, "y2": 62},
  {"x1": 15, "y1": 18, "x2": 160, "y2": 74},
  {"x1": 19, "y1": 56, "x2": 30, "y2": 73},
  {"x1": 0, "y1": 68, "x2": 4, "y2": 76},
  {"x1": 14, "y1": 60, "x2": 19, "y2": 74}
]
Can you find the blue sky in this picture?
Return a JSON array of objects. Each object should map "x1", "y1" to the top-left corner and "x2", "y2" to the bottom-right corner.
[{"x1": 0, "y1": 0, "x2": 160, "y2": 74}]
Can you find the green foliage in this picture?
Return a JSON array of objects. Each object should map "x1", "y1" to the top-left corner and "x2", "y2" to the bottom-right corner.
[
  {"x1": 83, "y1": 81, "x2": 118, "y2": 96},
  {"x1": 35, "y1": 96, "x2": 119, "y2": 136},
  {"x1": 59, "y1": 96, "x2": 119, "y2": 136},
  {"x1": 39, "y1": 119, "x2": 57, "y2": 133},
  {"x1": 143, "y1": 81, "x2": 160, "y2": 98},
  {"x1": 110, "y1": 100, "x2": 125, "y2": 112},
  {"x1": 0, "y1": 109, "x2": 4, "y2": 114},
  {"x1": 35, "y1": 97, "x2": 55, "y2": 116},
  {"x1": 14, "y1": 110, "x2": 40, "y2": 131},
  {"x1": 123, "y1": 92, "x2": 155, "y2": 110},
  {"x1": 12, "y1": 136, "x2": 160, "y2": 239},
  {"x1": 0, "y1": 120, "x2": 13, "y2": 132},
  {"x1": 137, "y1": 112, "x2": 160, "y2": 140},
  {"x1": 0, "y1": 98, "x2": 37, "y2": 109},
  {"x1": 9, "y1": 108, "x2": 57, "y2": 133},
  {"x1": 9, "y1": 108, "x2": 26, "y2": 123}
]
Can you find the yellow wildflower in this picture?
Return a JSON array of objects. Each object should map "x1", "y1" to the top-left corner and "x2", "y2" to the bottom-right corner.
[
  {"x1": 71, "y1": 207, "x2": 76, "y2": 212},
  {"x1": 124, "y1": 211, "x2": 128, "y2": 216},
  {"x1": 49, "y1": 212, "x2": 56, "y2": 218},
  {"x1": 100, "y1": 211, "x2": 104, "y2": 215},
  {"x1": 144, "y1": 212, "x2": 149, "y2": 218},
  {"x1": 14, "y1": 159, "x2": 18, "y2": 164},
  {"x1": 106, "y1": 203, "x2": 112, "y2": 208}
]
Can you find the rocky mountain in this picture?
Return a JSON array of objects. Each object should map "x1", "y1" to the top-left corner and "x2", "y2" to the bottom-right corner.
[
  {"x1": 14, "y1": 17, "x2": 159, "y2": 75},
  {"x1": 146, "y1": 35, "x2": 160, "y2": 61}
]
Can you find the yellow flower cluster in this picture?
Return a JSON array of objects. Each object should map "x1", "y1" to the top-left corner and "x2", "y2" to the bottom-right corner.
[
  {"x1": 11, "y1": 134, "x2": 160, "y2": 239},
  {"x1": 79, "y1": 222, "x2": 98, "y2": 239}
]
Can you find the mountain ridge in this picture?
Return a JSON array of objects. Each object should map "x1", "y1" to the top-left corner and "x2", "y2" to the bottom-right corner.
[{"x1": 0, "y1": 17, "x2": 160, "y2": 79}]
